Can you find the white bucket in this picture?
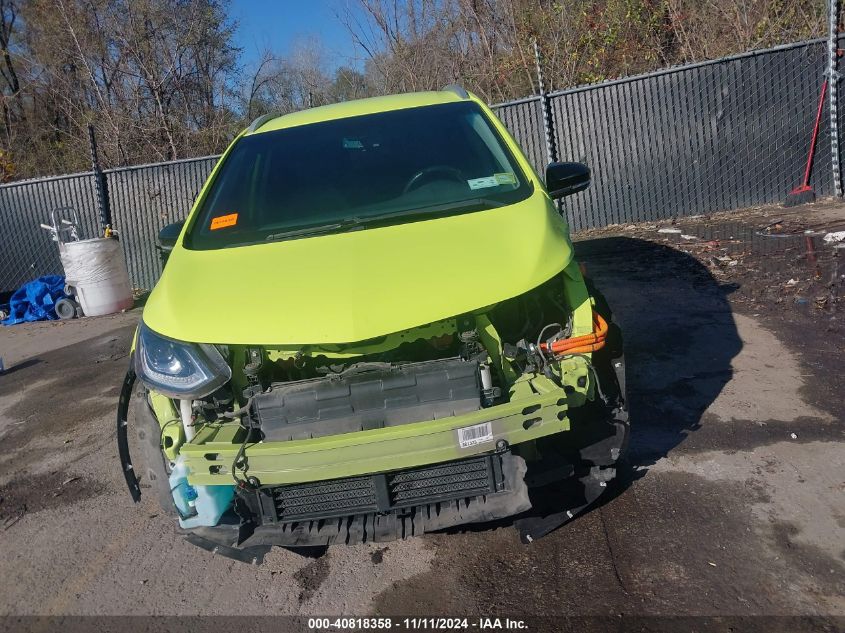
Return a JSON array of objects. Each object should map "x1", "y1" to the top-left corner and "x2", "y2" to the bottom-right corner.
[{"x1": 59, "y1": 238, "x2": 134, "y2": 317}]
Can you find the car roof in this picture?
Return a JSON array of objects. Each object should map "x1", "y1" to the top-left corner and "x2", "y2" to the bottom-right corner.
[{"x1": 245, "y1": 89, "x2": 472, "y2": 136}]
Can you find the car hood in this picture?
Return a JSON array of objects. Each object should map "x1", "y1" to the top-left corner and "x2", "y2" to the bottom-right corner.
[{"x1": 142, "y1": 192, "x2": 573, "y2": 345}]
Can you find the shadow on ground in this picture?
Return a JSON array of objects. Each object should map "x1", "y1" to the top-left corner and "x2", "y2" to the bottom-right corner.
[
  {"x1": 549, "y1": 236, "x2": 742, "y2": 515},
  {"x1": 576, "y1": 236, "x2": 743, "y2": 469}
]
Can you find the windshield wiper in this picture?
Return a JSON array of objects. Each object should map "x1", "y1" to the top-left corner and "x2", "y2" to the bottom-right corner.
[
  {"x1": 351, "y1": 197, "x2": 506, "y2": 226},
  {"x1": 262, "y1": 198, "x2": 505, "y2": 243},
  {"x1": 264, "y1": 219, "x2": 360, "y2": 242}
]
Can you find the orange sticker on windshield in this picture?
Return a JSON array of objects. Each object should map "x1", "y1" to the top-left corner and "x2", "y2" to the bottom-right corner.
[{"x1": 210, "y1": 213, "x2": 238, "y2": 230}]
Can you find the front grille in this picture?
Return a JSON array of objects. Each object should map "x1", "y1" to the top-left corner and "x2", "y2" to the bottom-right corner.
[
  {"x1": 273, "y1": 476, "x2": 378, "y2": 518},
  {"x1": 388, "y1": 458, "x2": 494, "y2": 506},
  {"x1": 260, "y1": 454, "x2": 505, "y2": 523}
]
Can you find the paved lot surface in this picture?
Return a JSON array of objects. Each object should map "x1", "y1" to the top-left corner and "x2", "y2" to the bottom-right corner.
[{"x1": 0, "y1": 203, "x2": 842, "y2": 630}]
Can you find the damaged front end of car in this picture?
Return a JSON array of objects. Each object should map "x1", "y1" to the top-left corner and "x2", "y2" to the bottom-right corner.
[
  {"x1": 116, "y1": 89, "x2": 629, "y2": 562},
  {"x1": 118, "y1": 258, "x2": 628, "y2": 561}
]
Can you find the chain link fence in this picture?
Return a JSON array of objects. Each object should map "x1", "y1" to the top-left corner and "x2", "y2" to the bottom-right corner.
[
  {"x1": 106, "y1": 157, "x2": 219, "y2": 290},
  {"x1": 552, "y1": 37, "x2": 840, "y2": 231},
  {"x1": 0, "y1": 173, "x2": 102, "y2": 294},
  {"x1": 0, "y1": 37, "x2": 841, "y2": 293},
  {"x1": 494, "y1": 96, "x2": 548, "y2": 174}
]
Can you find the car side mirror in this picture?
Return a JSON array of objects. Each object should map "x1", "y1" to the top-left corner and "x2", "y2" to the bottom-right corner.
[
  {"x1": 545, "y1": 162, "x2": 590, "y2": 199},
  {"x1": 157, "y1": 221, "x2": 184, "y2": 268},
  {"x1": 158, "y1": 221, "x2": 184, "y2": 251}
]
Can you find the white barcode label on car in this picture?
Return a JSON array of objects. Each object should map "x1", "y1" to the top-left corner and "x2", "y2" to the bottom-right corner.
[{"x1": 457, "y1": 422, "x2": 493, "y2": 448}]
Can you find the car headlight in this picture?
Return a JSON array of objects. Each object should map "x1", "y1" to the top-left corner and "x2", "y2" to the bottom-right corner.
[{"x1": 134, "y1": 323, "x2": 231, "y2": 399}]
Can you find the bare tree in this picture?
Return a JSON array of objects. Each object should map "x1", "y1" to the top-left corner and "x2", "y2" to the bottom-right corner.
[
  {"x1": 341, "y1": 0, "x2": 825, "y2": 101},
  {"x1": 0, "y1": 0, "x2": 827, "y2": 181},
  {"x1": 2, "y1": 0, "x2": 240, "y2": 178}
]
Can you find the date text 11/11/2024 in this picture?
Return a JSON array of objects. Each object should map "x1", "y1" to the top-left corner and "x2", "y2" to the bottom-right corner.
[{"x1": 307, "y1": 617, "x2": 529, "y2": 630}]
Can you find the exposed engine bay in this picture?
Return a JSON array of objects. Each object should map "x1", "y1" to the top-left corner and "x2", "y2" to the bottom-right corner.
[{"x1": 120, "y1": 264, "x2": 628, "y2": 560}]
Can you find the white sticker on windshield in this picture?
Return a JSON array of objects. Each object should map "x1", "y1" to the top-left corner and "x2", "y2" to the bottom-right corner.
[
  {"x1": 467, "y1": 172, "x2": 517, "y2": 190},
  {"x1": 467, "y1": 176, "x2": 498, "y2": 190}
]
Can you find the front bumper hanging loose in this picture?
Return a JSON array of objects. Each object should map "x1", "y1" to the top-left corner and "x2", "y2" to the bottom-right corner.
[{"x1": 117, "y1": 364, "x2": 142, "y2": 503}]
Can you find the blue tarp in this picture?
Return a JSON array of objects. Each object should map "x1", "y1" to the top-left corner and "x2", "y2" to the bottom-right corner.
[{"x1": 1, "y1": 275, "x2": 67, "y2": 326}]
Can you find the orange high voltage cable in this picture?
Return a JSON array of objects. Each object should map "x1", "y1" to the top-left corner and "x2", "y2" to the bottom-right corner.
[{"x1": 539, "y1": 311, "x2": 608, "y2": 356}]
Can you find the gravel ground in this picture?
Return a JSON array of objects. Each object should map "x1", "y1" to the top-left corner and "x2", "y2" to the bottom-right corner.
[{"x1": 0, "y1": 202, "x2": 842, "y2": 632}]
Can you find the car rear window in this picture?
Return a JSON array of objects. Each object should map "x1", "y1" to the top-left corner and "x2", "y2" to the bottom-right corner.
[{"x1": 185, "y1": 101, "x2": 532, "y2": 250}]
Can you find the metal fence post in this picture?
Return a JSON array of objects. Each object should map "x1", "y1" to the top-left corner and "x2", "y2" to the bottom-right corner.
[
  {"x1": 88, "y1": 123, "x2": 112, "y2": 233},
  {"x1": 829, "y1": 0, "x2": 842, "y2": 197},
  {"x1": 534, "y1": 40, "x2": 558, "y2": 165},
  {"x1": 3, "y1": 37, "x2": 841, "y2": 292}
]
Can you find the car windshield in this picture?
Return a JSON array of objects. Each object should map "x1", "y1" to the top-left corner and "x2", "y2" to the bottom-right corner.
[{"x1": 185, "y1": 100, "x2": 532, "y2": 250}]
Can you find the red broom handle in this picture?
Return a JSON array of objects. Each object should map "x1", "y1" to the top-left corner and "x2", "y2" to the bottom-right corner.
[{"x1": 803, "y1": 79, "x2": 828, "y2": 188}]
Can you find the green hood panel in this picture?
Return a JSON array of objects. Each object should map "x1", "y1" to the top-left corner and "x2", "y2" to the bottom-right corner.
[{"x1": 143, "y1": 191, "x2": 573, "y2": 345}]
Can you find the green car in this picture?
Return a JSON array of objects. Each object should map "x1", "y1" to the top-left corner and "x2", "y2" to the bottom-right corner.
[{"x1": 117, "y1": 86, "x2": 628, "y2": 561}]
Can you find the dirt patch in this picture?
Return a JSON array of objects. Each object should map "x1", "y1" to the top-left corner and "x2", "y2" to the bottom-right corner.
[
  {"x1": 658, "y1": 413, "x2": 843, "y2": 454},
  {"x1": 0, "y1": 325, "x2": 134, "y2": 453},
  {"x1": 651, "y1": 441, "x2": 845, "y2": 572},
  {"x1": 0, "y1": 309, "x2": 139, "y2": 367},
  {"x1": 577, "y1": 205, "x2": 843, "y2": 323},
  {"x1": 371, "y1": 547, "x2": 388, "y2": 564},
  {"x1": 294, "y1": 556, "x2": 332, "y2": 603},
  {"x1": 0, "y1": 470, "x2": 105, "y2": 530},
  {"x1": 772, "y1": 520, "x2": 845, "y2": 574},
  {"x1": 374, "y1": 471, "x2": 840, "y2": 617}
]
